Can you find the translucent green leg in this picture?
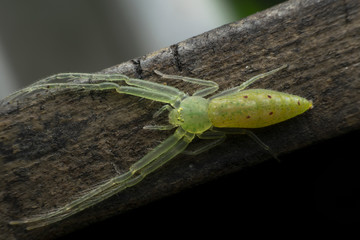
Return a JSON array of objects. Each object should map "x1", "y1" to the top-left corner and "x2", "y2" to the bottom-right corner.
[
  {"x1": 210, "y1": 64, "x2": 288, "y2": 99},
  {"x1": 143, "y1": 125, "x2": 175, "y2": 131},
  {"x1": 2, "y1": 72, "x2": 187, "y2": 107},
  {"x1": 2, "y1": 82, "x2": 108, "y2": 104},
  {"x1": 10, "y1": 128, "x2": 193, "y2": 230},
  {"x1": 30, "y1": 73, "x2": 129, "y2": 86},
  {"x1": 143, "y1": 105, "x2": 175, "y2": 131},
  {"x1": 31, "y1": 72, "x2": 185, "y2": 99},
  {"x1": 70, "y1": 130, "x2": 194, "y2": 216},
  {"x1": 212, "y1": 128, "x2": 280, "y2": 161},
  {"x1": 152, "y1": 105, "x2": 173, "y2": 118},
  {"x1": 182, "y1": 131, "x2": 226, "y2": 155},
  {"x1": 154, "y1": 70, "x2": 219, "y2": 97},
  {"x1": 55, "y1": 129, "x2": 194, "y2": 227},
  {"x1": 138, "y1": 131, "x2": 194, "y2": 173},
  {"x1": 2, "y1": 81, "x2": 181, "y2": 106}
]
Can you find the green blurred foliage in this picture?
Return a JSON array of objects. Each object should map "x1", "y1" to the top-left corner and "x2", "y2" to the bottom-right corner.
[{"x1": 227, "y1": 0, "x2": 286, "y2": 18}]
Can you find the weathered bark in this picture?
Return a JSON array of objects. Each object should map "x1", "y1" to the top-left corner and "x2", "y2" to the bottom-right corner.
[{"x1": 1, "y1": 0, "x2": 359, "y2": 239}]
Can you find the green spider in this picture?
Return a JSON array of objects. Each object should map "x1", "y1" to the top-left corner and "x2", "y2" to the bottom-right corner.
[{"x1": 7, "y1": 64, "x2": 313, "y2": 230}]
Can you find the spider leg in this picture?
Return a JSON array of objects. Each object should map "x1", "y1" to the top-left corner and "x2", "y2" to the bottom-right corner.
[
  {"x1": 42, "y1": 129, "x2": 195, "y2": 228},
  {"x1": 210, "y1": 64, "x2": 288, "y2": 99},
  {"x1": 154, "y1": 70, "x2": 219, "y2": 97},
  {"x1": 10, "y1": 128, "x2": 194, "y2": 230},
  {"x1": 182, "y1": 131, "x2": 226, "y2": 155},
  {"x1": 29, "y1": 73, "x2": 129, "y2": 85},
  {"x1": 143, "y1": 125, "x2": 175, "y2": 131},
  {"x1": 128, "y1": 130, "x2": 195, "y2": 182},
  {"x1": 1, "y1": 73, "x2": 127, "y2": 102},
  {"x1": 2, "y1": 81, "x2": 182, "y2": 107},
  {"x1": 152, "y1": 104, "x2": 173, "y2": 118},
  {"x1": 2, "y1": 72, "x2": 188, "y2": 107},
  {"x1": 30, "y1": 72, "x2": 185, "y2": 99},
  {"x1": 212, "y1": 128, "x2": 280, "y2": 161},
  {"x1": 142, "y1": 105, "x2": 175, "y2": 130}
]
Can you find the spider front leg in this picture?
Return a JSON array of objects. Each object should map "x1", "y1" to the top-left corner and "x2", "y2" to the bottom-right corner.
[
  {"x1": 154, "y1": 70, "x2": 219, "y2": 97},
  {"x1": 31, "y1": 73, "x2": 129, "y2": 86},
  {"x1": 1, "y1": 82, "x2": 120, "y2": 105},
  {"x1": 210, "y1": 64, "x2": 288, "y2": 99},
  {"x1": 2, "y1": 71, "x2": 188, "y2": 107},
  {"x1": 31, "y1": 72, "x2": 184, "y2": 100}
]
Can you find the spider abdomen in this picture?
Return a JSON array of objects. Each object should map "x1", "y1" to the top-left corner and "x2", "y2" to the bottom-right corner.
[{"x1": 208, "y1": 89, "x2": 313, "y2": 128}]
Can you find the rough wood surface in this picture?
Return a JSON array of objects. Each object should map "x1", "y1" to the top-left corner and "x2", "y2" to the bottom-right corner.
[{"x1": 1, "y1": 0, "x2": 359, "y2": 239}]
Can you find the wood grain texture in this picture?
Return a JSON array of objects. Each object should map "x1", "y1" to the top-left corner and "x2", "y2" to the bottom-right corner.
[{"x1": 1, "y1": 0, "x2": 359, "y2": 239}]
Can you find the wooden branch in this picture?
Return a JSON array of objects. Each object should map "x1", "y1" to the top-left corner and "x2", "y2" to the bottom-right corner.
[{"x1": 1, "y1": 0, "x2": 359, "y2": 238}]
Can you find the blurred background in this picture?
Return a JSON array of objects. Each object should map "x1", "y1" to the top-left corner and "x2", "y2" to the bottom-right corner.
[{"x1": 0, "y1": 0, "x2": 284, "y2": 99}]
